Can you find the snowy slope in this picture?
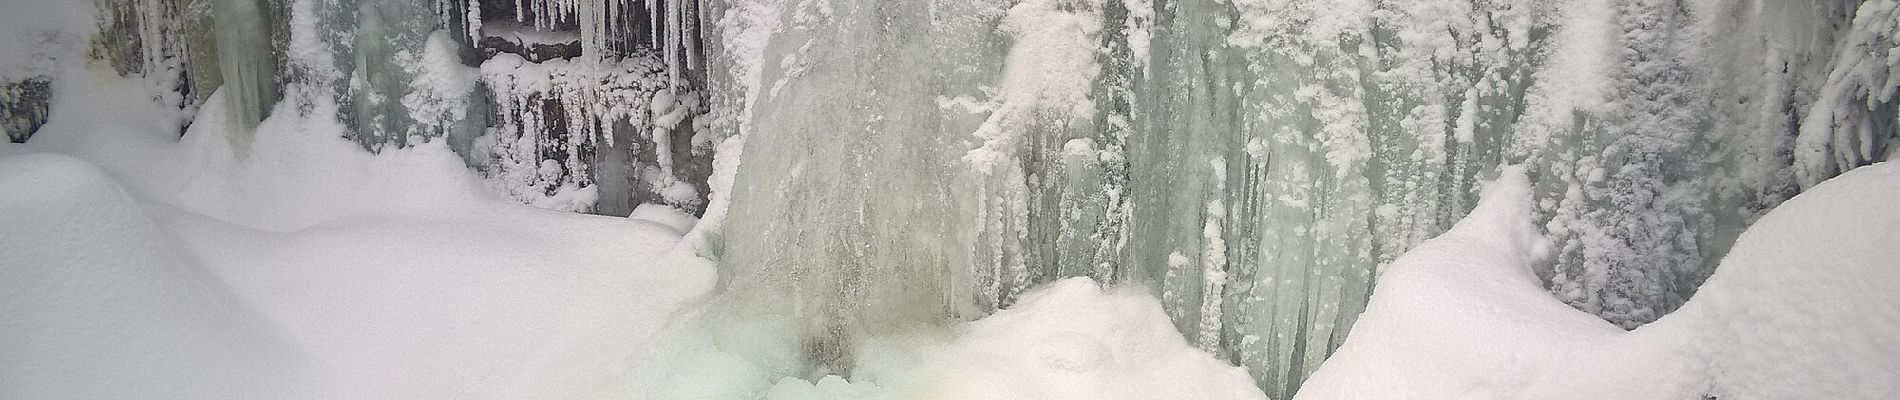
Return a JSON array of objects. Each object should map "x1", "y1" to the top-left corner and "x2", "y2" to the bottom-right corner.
[
  {"x1": 1299, "y1": 163, "x2": 1900, "y2": 399},
  {"x1": 0, "y1": 153, "x2": 297, "y2": 400},
  {"x1": 0, "y1": 69, "x2": 718, "y2": 399}
]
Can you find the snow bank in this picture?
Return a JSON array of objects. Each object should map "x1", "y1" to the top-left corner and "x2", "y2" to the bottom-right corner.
[
  {"x1": 1686, "y1": 162, "x2": 1900, "y2": 399},
  {"x1": 904, "y1": 278, "x2": 1268, "y2": 400},
  {"x1": 1293, "y1": 166, "x2": 1649, "y2": 399},
  {"x1": 1299, "y1": 163, "x2": 1900, "y2": 399}
]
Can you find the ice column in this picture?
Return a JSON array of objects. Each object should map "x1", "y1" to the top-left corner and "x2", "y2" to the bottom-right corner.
[{"x1": 214, "y1": 0, "x2": 278, "y2": 151}]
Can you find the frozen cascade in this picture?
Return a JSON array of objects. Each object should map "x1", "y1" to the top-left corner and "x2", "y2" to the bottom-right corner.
[
  {"x1": 696, "y1": 0, "x2": 1900, "y2": 396},
  {"x1": 214, "y1": 0, "x2": 278, "y2": 150},
  {"x1": 698, "y1": 0, "x2": 1016, "y2": 378}
]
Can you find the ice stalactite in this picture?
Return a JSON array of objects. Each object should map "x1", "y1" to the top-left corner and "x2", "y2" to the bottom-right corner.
[
  {"x1": 475, "y1": 53, "x2": 691, "y2": 213},
  {"x1": 1197, "y1": 158, "x2": 1230, "y2": 354},
  {"x1": 513, "y1": 0, "x2": 702, "y2": 86},
  {"x1": 431, "y1": 0, "x2": 484, "y2": 45},
  {"x1": 965, "y1": 0, "x2": 1108, "y2": 311},
  {"x1": 352, "y1": 3, "x2": 394, "y2": 145}
]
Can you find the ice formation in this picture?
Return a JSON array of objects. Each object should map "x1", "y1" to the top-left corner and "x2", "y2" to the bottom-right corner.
[
  {"x1": 213, "y1": 0, "x2": 276, "y2": 149},
  {"x1": 693, "y1": 0, "x2": 1900, "y2": 395},
  {"x1": 476, "y1": 53, "x2": 701, "y2": 213},
  {"x1": 512, "y1": 0, "x2": 702, "y2": 85},
  {"x1": 60, "y1": 0, "x2": 713, "y2": 216}
]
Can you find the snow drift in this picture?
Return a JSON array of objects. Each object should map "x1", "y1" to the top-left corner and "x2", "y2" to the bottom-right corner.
[{"x1": 0, "y1": 153, "x2": 297, "y2": 400}]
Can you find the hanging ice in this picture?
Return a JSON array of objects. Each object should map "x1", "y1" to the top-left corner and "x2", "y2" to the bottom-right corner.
[{"x1": 214, "y1": 0, "x2": 278, "y2": 150}]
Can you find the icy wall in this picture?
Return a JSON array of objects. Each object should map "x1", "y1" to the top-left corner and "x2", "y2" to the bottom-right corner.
[{"x1": 693, "y1": 0, "x2": 1900, "y2": 396}]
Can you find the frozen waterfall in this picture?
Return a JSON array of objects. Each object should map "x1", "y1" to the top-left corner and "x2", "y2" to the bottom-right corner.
[
  {"x1": 694, "y1": 0, "x2": 1900, "y2": 396},
  {"x1": 33, "y1": 0, "x2": 1900, "y2": 397},
  {"x1": 214, "y1": 0, "x2": 277, "y2": 149}
]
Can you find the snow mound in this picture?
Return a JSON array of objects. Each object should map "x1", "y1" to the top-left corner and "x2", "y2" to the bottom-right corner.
[
  {"x1": 1299, "y1": 162, "x2": 1900, "y2": 399},
  {"x1": 749, "y1": 278, "x2": 1268, "y2": 400},
  {"x1": 629, "y1": 203, "x2": 699, "y2": 234},
  {"x1": 1293, "y1": 166, "x2": 1643, "y2": 399},
  {"x1": 0, "y1": 153, "x2": 296, "y2": 400},
  {"x1": 916, "y1": 278, "x2": 1269, "y2": 400},
  {"x1": 1687, "y1": 162, "x2": 1900, "y2": 399}
]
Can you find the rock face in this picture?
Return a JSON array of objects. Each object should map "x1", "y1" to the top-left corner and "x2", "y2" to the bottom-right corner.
[
  {"x1": 478, "y1": 36, "x2": 583, "y2": 62},
  {"x1": 2, "y1": 77, "x2": 51, "y2": 143},
  {"x1": 477, "y1": 24, "x2": 584, "y2": 63}
]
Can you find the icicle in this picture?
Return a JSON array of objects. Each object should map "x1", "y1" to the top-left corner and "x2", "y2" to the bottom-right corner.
[
  {"x1": 437, "y1": 0, "x2": 450, "y2": 37},
  {"x1": 535, "y1": 0, "x2": 547, "y2": 30},
  {"x1": 606, "y1": 0, "x2": 618, "y2": 55},
  {"x1": 648, "y1": 0, "x2": 660, "y2": 48},
  {"x1": 685, "y1": 0, "x2": 699, "y2": 72},
  {"x1": 667, "y1": 0, "x2": 681, "y2": 86},
  {"x1": 466, "y1": 0, "x2": 483, "y2": 45},
  {"x1": 1197, "y1": 157, "x2": 1229, "y2": 354}
]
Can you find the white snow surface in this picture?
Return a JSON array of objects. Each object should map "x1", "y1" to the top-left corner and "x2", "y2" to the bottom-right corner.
[
  {"x1": 742, "y1": 278, "x2": 1268, "y2": 400},
  {"x1": 0, "y1": 153, "x2": 296, "y2": 400},
  {"x1": 1299, "y1": 163, "x2": 1900, "y2": 399}
]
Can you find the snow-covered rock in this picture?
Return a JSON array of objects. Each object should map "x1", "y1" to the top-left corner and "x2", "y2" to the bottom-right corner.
[{"x1": 1299, "y1": 162, "x2": 1900, "y2": 399}]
